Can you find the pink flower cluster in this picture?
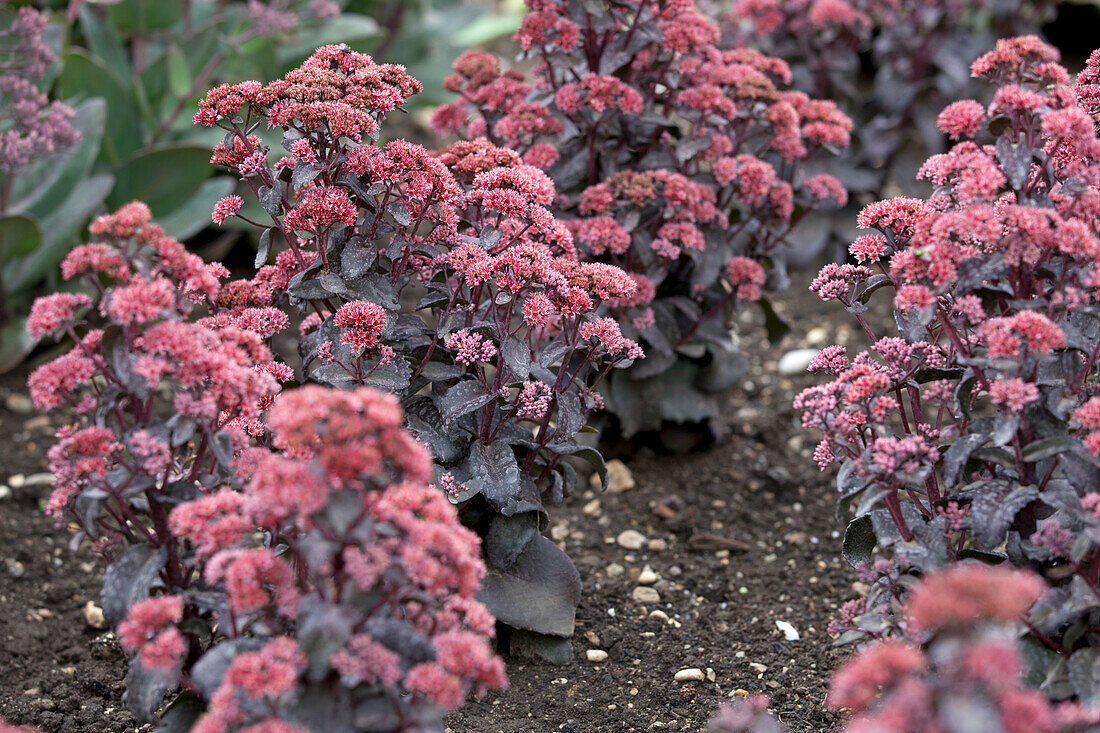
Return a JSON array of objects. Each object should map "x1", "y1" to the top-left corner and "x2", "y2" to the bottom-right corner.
[
  {"x1": 30, "y1": 204, "x2": 288, "y2": 522},
  {"x1": 0, "y1": 6, "x2": 80, "y2": 173},
  {"x1": 430, "y1": 0, "x2": 850, "y2": 364},
  {"x1": 798, "y1": 34, "x2": 1100, "y2": 522},
  {"x1": 195, "y1": 44, "x2": 422, "y2": 140},
  {"x1": 167, "y1": 387, "x2": 506, "y2": 730},
  {"x1": 824, "y1": 566, "x2": 1100, "y2": 733}
]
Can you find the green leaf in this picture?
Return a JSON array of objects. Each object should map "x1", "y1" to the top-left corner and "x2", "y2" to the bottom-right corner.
[
  {"x1": 107, "y1": 145, "x2": 214, "y2": 218},
  {"x1": 451, "y1": 12, "x2": 523, "y2": 46},
  {"x1": 0, "y1": 215, "x2": 42, "y2": 262},
  {"x1": 167, "y1": 44, "x2": 192, "y2": 98},
  {"x1": 0, "y1": 317, "x2": 35, "y2": 374},
  {"x1": 10, "y1": 174, "x2": 114, "y2": 293},
  {"x1": 57, "y1": 50, "x2": 144, "y2": 165},
  {"x1": 107, "y1": 0, "x2": 184, "y2": 34},
  {"x1": 276, "y1": 14, "x2": 380, "y2": 66},
  {"x1": 156, "y1": 177, "x2": 236, "y2": 241},
  {"x1": 78, "y1": 5, "x2": 130, "y2": 75}
]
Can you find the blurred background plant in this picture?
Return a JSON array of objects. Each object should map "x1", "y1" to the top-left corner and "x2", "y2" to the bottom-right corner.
[
  {"x1": 0, "y1": 0, "x2": 523, "y2": 371},
  {"x1": 714, "y1": 0, "x2": 1097, "y2": 264}
]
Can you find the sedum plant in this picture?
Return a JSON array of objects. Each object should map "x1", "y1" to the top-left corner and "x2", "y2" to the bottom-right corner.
[
  {"x1": 195, "y1": 44, "x2": 642, "y2": 660},
  {"x1": 710, "y1": 566, "x2": 1100, "y2": 733},
  {"x1": 28, "y1": 202, "x2": 505, "y2": 730},
  {"x1": 4, "y1": 0, "x2": 352, "y2": 371},
  {"x1": 796, "y1": 36, "x2": 1100, "y2": 702},
  {"x1": 720, "y1": 0, "x2": 1058, "y2": 219},
  {"x1": 0, "y1": 1, "x2": 86, "y2": 369},
  {"x1": 431, "y1": 0, "x2": 851, "y2": 441}
]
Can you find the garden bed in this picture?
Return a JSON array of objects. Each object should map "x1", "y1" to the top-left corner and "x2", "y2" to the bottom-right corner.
[{"x1": 0, "y1": 278, "x2": 865, "y2": 733}]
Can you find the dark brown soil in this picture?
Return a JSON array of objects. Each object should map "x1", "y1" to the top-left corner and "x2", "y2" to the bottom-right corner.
[
  {"x1": 446, "y1": 285, "x2": 866, "y2": 733},
  {"x1": 0, "y1": 371, "x2": 140, "y2": 732},
  {"x1": 0, "y1": 279, "x2": 866, "y2": 733}
]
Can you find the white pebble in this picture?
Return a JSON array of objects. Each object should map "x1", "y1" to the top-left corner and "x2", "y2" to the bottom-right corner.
[
  {"x1": 616, "y1": 529, "x2": 647, "y2": 550},
  {"x1": 777, "y1": 348, "x2": 819, "y2": 375},
  {"x1": 586, "y1": 649, "x2": 609, "y2": 662},
  {"x1": 775, "y1": 620, "x2": 801, "y2": 641},
  {"x1": 674, "y1": 668, "x2": 705, "y2": 682}
]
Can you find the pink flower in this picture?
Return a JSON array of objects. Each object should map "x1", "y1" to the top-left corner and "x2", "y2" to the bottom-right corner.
[
  {"x1": 334, "y1": 300, "x2": 387, "y2": 351},
  {"x1": 522, "y1": 292, "x2": 555, "y2": 327},
  {"x1": 808, "y1": 345, "x2": 848, "y2": 374},
  {"x1": 170, "y1": 490, "x2": 251, "y2": 558},
  {"x1": 905, "y1": 564, "x2": 1046, "y2": 632},
  {"x1": 849, "y1": 234, "x2": 888, "y2": 263},
  {"x1": 27, "y1": 292, "x2": 91, "y2": 340},
  {"x1": 211, "y1": 195, "x2": 243, "y2": 224},
  {"x1": 106, "y1": 276, "x2": 175, "y2": 326},
  {"x1": 857, "y1": 197, "x2": 931, "y2": 238},
  {"x1": 937, "y1": 100, "x2": 986, "y2": 139},
  {"x1": 446, "y1": 329, "x2": 497, "y2": 367},
  {"x1": 989, "y1": 378, "x2": 1040, "y2": 412},
  {"x1": 118, "y1": 595, "x2": 185, "y2": 669},
  {"x1": 579, "y1": 318, "x2": 643, "y2": 360},
  {"x1": 515, "y1": 381, "x2": 553, "y2": 421},
  {"x1": 828, "y1": 640, "x2": 927, "y2": 712},
  {"x1": 61, "y1": 243, "x2": 130, "y2": 281},
  {"x1": 28, "y1": 349, "x2": 97, "y2": 410},
  {"x1": 895, "y1": 285, "x2": 936, "y2": 313},
  {"x1": 725, "y1": 257, "x2": 766, "y2": 301},
  {"x1": 331, "y1": 635, "x2": 402, "y2": 686},
  {"x1": 205, "y1": 548, "x2": 298, "y2": 616},
  {"x1": 406, "y1": 663, "x2": 466, "y2": 710},
  {"x1": 284, "y1": 185, "x2": 357, "y2": 231}
]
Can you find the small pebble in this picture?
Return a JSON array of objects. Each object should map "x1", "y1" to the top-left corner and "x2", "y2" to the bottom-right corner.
[
  {"x1": 582, "y1": 499, "x2": 601, "y2": 516},
  {"x1": 5, "y1": 558, "x2": 25, "y2": 578},
  {"x1": 84, "y1": 601, "x2": 106, "y2": 630},
  {"x1": 606, "y1": 563, "x2": 625, "y2": 578},
  {"x1": 616, "y1": 529, "x2": 647, "y2": 550},
  {"x1": 586, "y1": 649, "x2": 608, "y2": 662},
  {"x1": 0, "y1": 486, "x2": 10, "y2": 500},
  {"x1": 674, "y1": 668, "x2": 705, "y2": 682},
  {"x1": 775, "y1": 620, "x2": 801, "y2": 641},
  {"x1": 637, "y1": 566, "x2": 658, "y2": 585},
  {"x1": 23, "y1": 416, "x2": 50, "y2": 431},
  {"x1": 805, "y1": 327, "x2": 828, "y2": 346},
  {"x1": 4, "y1": 393, "x2": 33, "y2": 414},
  {"x1": 632, "y1": 586, "x2": 661, "y2": 604},
  {"x1": 648, "y1": 610, "x2": 670, "y2": 621},
  {"x1": 647, "y1": 538, "x2": 667, "y2": 552},
  {"x1": 604, "y1": 459, "x2": 636, "y2": 493},
  {"x1": 777, "y1": 348, "x2": 819, "y2": 375},
  {"x1": 706, "y1": 668, "x2": 716, "y2": 682},
  {"x1": 749, "y1": 663, "x2": 768, "y2": 674}
]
